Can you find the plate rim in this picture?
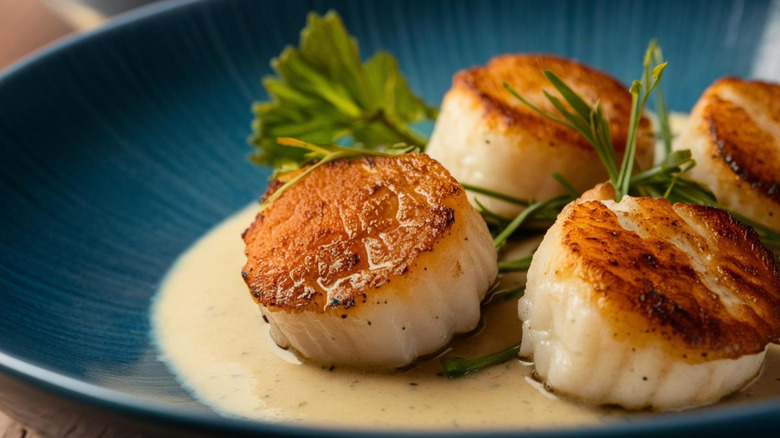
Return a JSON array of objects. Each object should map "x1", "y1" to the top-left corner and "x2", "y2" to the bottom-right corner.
[{"x1": 1, "y1": 0, "x2": 780, "y2": 435}]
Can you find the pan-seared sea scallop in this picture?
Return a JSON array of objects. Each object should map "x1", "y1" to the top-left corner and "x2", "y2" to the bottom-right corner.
[
  {"x1": 242, "y1": 154, "x2": 497, "y2": 368},
  {"x1": 674, "y1": 78, "x2": 780, "y2": 231},
  {"x1": 426, "y1": 54, "x2": 655, "y2": 217},
  {"x1": 519, "y1": 187, "x2": 780, "y2": 410}
]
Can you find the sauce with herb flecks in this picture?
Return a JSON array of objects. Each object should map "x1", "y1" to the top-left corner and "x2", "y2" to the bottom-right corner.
[{"x1": 152, "y1": 202, "x2": 780, "y2": 430}]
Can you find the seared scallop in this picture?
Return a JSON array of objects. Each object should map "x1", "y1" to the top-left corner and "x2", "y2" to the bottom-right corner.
[
  {"x1": 519, "y1": 186, "x2": 780, "y2": 410},
  {"x1": 242, "y1": 154, "x2": 497, "y2": 368},
  {"x1": 426, "y1": 54, "x2": 655, "y2": 217},
  {"x1": 674, "y1": 77, "x2": 780, "y2": 231}
]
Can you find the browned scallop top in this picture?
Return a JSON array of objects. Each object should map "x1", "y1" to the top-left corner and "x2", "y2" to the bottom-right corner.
[
  {"x1": 452, "y1": 54, "x2": 652, "y2": 152},
  {"x1": 242, "y1": 154, "x2": 464, "y2": 313},
  {"x1": 699, "y1": 77, "x2": 780, "y2": 202},
  {"x1": 557, "y1": 196, "x2": 780, "y2": 362}
]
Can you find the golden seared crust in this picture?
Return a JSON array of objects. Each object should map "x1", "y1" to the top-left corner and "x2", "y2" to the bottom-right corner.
[
  {"x1": 451, "y1": 54, "x2": 653, "y2": 152},
  {"x1": 558, "y1": 197, "x2": 780, "y2": 363},
  {"x1": 242, "y1": 154, "x2": 464, "y2": 313},
  {"x1": 699, "y1": 77, "x2": 780, "y2": 203}
]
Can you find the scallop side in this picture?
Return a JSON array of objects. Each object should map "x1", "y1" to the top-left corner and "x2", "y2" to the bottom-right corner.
[
  {"x1": 426, "y1": 54, "x2": 655, "y2": 217},
  {"x1": 519, "y1": 188, "x2": 780, "y2": 410},
  {"x1": 242, "y1": 154, "x2": 498, "y2": 368},
  {"x1": 674, "y1": 77, "x2": 780, "y2": 231}
]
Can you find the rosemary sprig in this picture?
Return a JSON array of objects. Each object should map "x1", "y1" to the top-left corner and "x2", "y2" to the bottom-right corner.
[
  {"x1": 442, "y1": 40, "x2": 780, "y2": 379},
  {"x1": 505, "y1": 65, "x2": 667, "y2": 202},
  {"x1": 260, "y1": 138, "x2": 417, "y2": 211},
  {"x1": 505, "y1": 77, "x2": 619, "y2": 185},
  {"x1": 440, "y1": 42, "x2": 675, "y2": 378},
  {"x1": 618, "y1": 49, "x2": 667, "y2": 198}
]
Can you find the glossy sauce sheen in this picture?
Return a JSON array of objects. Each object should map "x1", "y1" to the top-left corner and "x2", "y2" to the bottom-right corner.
[{"x1": 153, "y1": 204, "x2": 780, "y2": 430}]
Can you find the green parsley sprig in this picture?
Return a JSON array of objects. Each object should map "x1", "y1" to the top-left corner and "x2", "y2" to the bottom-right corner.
[{"x1": 250, "y1": 11, "x2": 437, "y2": 172}]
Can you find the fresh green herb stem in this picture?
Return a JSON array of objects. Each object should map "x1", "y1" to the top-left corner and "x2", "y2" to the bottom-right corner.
[
  {"x1": 439, "y1": 343, "x2": 522, "y2": 378},
  {"x1": 649, "y1": 40, "x2": 673, "y2": 155},
  {"x1": 461, "y1": 183, "x2": 534, "y2": 207},
  {"x1": 498, "y1": 255, "x2": 533, "y2": 273},
  {"x1": 551, "y1": 172, "x2": 581, "y2": 198},
  {"x1": 504, "y1": 81, "x2": 619, "y2": 184},
  {"x1": 618, "y1": 55, "x2": 667, "y2": 199},
  {"x1": 493, "y1": 195, "x2": 569, "y2": 250}
]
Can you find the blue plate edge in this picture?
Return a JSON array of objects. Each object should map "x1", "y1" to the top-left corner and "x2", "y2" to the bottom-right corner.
[{"x1": 1, "y1": 0, "x2": 780, "y2": 435}]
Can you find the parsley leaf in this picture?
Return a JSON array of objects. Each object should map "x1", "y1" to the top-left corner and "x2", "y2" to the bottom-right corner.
[{"x1": 249, "y1": 11, "x2": 437, "y2": 171}]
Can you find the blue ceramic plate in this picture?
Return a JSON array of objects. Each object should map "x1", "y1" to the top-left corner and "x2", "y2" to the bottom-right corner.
[{"x1": 1, "y1": 0, "x2": 779, "y2": 436}]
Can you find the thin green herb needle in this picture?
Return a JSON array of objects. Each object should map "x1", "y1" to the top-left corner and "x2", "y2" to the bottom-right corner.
[
  {"x1": 493, "y1": 195, "x2": 569, "y2": 250},
  {"x1": 551, "y1": 172, "x2": 580, "y2": 198},
  {"x1": 498, "y1": 255, "x2": 534, "y2": 273},
  {"x1": 649, "y1": 40, "x2": 673, "y2": 155},
  {"x1": 501, "y1": 40, "x2": 780, "y2": 253},
  {"x1": 462, "y1": 183, "x2": 534, "y2": 207},
  {"x1": 439, "y1": 343, "x2": 522, "y2": 378}
]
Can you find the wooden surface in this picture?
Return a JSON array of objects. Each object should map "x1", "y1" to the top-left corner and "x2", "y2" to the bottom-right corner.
[
  {"x1": 0, "y1": 0, "x2": 74, "y2": 70},
  {"x1": 1, "y1": 2, "x2": 73, "y2": 435},
  {"x1": 0, "y1": 411, "x2": 40, "y2": 438}
]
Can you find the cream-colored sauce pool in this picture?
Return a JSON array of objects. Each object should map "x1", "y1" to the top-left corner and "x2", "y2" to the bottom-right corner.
[{"x1": 152, "y1": 203, "x2": 780, "y2": 431}]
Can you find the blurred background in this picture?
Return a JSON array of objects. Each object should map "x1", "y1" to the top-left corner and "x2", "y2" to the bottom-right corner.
[{"x1": 0, "y1": 0, "x2": 156, "y2": 70}]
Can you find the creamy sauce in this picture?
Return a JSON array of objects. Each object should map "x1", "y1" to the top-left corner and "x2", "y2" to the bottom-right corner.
[{"x1": 152, "y1": 203, "x2": 780, "y2": 431}]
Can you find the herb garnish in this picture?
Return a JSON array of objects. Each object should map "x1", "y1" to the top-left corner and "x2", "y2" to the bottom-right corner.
[
  {"x1": 441, "y1": 40, "x2": 780, "y2": 378},
  {"x1": 495, "y1": 42, "x2": 780, "y2": 250},
  {"x1": 439, "y1": 343, "x2": 522, "y2": 378},
  {"x1": 440, "y1": 41, "x2": 682, "y2": 378},
  {"x1": 246, "y1": 14, "x2": 780, "y2": 378},
  {"x1": 249, "y1": 11, "x2": 437, "y2": 171},
  {"x1": 474, "y1": 41, "x2": 717, "y2": 247},
  {"x1": 259, "y1": 138, "x2": 418, "y2": 211},
  {"x1": 504, "y1": 48, "x2": 667, "y2": 202},
  {"x1": 648, "y1": 40, "x2": 673, "y2": 156}
]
